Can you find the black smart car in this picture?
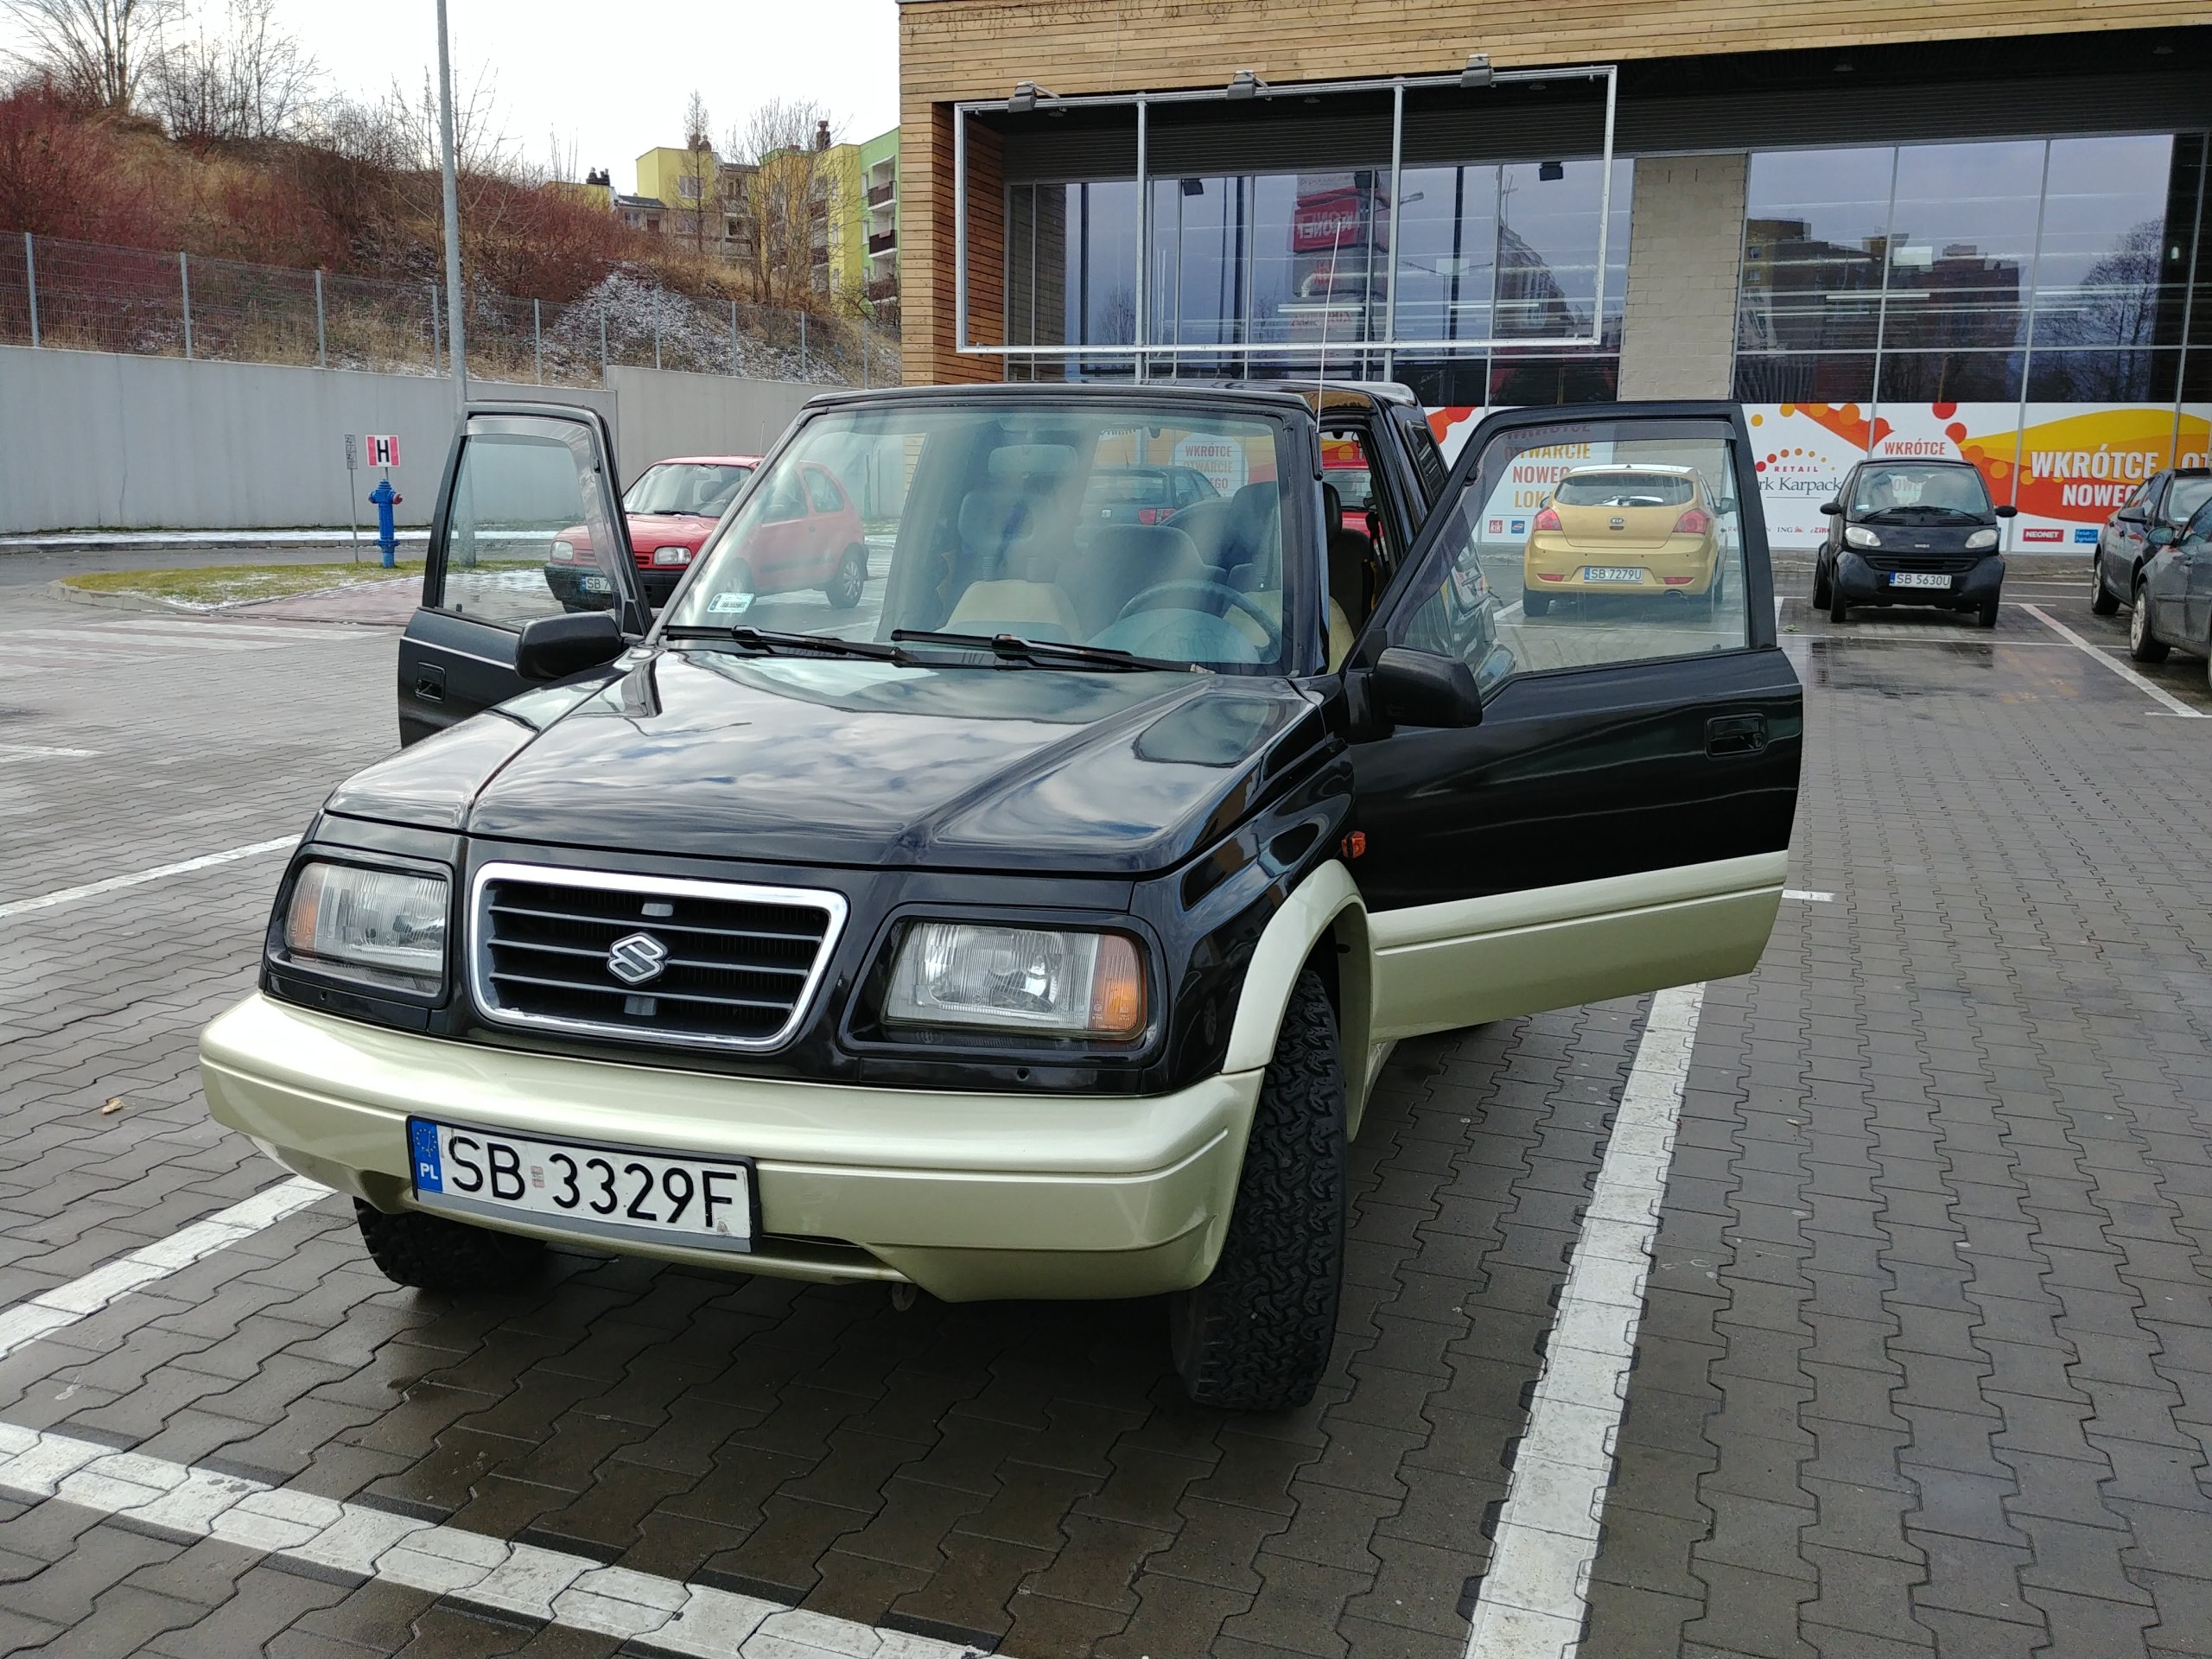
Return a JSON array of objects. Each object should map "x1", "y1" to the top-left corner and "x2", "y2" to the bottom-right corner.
[
  {"x1": 1815, "y1": 458, "x2": 2017, "y2": 627},
  {"x1": 201, "y1": 386, "x2": 1802, "y2": 1411}
]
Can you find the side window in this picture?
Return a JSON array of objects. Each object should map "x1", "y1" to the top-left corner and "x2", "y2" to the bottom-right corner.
[
  {"x1": 432, "y1": 427, "x2": 627, "y2": 627},
  {"x1": 804, "y1": 467, "x2": 849, "y2": 514},
  {"x1": 2121, "y1": 476, "x2": 2153, "y2": 515},
  {"x1": 1395, "y1": 416, "x2": 1753, "y2": 690}
]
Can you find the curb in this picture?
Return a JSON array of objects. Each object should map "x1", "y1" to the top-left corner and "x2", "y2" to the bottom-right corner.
[{"x1": 42, "y1": 580, "x2": 202, "y2": 615}]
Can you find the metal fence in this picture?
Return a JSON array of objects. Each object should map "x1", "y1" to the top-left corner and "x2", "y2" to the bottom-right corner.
[{"x1": 0, "y1": 232, "x2": 901, "y2": 389}]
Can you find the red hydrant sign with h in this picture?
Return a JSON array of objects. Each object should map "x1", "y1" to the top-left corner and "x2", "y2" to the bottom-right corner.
[{"x1": 365, "y1": 434, "x2": 400, "y2": 469}]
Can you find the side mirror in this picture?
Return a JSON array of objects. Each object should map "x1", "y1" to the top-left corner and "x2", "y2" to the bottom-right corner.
[
  {"x1": 1994, "y1": 504, "x2": 2018, "y2": 520},
  {"x1": 516, "y1": 611, "x2": 626, "y2": 681},
  {"x1": 2146, "y1": 522, "x2": 2179, "y2": 548},
  {"x1": 1371, "y1": 646, "x2": 1483, "y2": 728},
  {"x1": 1818, "y1": 500, "x2": 1843, "y2": 516}
]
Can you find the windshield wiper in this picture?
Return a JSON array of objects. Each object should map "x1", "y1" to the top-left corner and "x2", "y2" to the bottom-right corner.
[
  {"x1": 663, "y1": 625, "x2": 907, "y2": 662},
  {"x1": 890, "y1": 629, "x2": 1191, "y2": 672}
]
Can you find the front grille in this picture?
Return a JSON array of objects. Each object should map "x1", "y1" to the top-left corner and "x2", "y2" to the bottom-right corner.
[
  {"x1": 471, "y1": 863, "x2": 846, "y2": 1051},
  {"x1": 1863, "y1": 554, "x2": 1979, "y2": 575}
]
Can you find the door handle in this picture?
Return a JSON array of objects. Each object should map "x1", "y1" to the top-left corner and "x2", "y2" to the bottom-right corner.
[
  {"x1": 415, "y1": 665, "x2": 446, "y2": 702},
  {"x1": 1707, "y1": 713, "x2": 1766, "y2": 756}
]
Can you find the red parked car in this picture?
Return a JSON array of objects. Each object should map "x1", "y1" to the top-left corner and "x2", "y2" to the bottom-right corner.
[{"x1": 545, "y1": 454, "x2": 869, "y2": 613}]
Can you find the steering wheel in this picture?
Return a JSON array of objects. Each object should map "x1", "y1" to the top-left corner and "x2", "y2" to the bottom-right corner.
[{"x1": 1113, "y1": 580, "x2": 1283, "y2": 657}]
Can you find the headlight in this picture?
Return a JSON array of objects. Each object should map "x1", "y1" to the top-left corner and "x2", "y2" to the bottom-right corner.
[
  {"x1": 652, "y1": 545, "x2": 694, "y2": 567},
  {"x1": 1966, "y1": 528, "x2": 1999, "y2": 550},
  {"x1": 550, "y1": 538, "x2": 578, "y2": 563},
  {"x1": 884, "y1": 923, "x2": 1146, "y2": 1038},
  {"x1": 1844, "y1": 525, "x2": 1880, "y2": 549},
  {"x1": 280, "y1": 862, "x2": 448, "y2": 995}
]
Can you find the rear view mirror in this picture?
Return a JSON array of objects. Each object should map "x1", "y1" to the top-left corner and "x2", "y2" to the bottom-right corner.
[
  {"x1": 517, "y1": 612, "x2": 625, "y2": 681},
  {"x1": 1818, "y1": 500, "x2": 1843, "y2": 516},
  {"x1": 1372, "y1": 646, "x2": 1483, "y2": 728},
  {"x1": 1994, "y1": 504, "x2": 2019, "y2": 519}
]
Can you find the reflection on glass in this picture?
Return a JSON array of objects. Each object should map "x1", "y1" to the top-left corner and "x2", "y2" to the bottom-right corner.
[
  {"x1": 1876, "y1": 350, "x2": 2022, "y2": 403},
  {"x1": 2032, "y1": 136, "x2": 2177, "y2": 351},
  {"x1": 1738, "y1": 148, "x2": 1892, "y2": 353},
  {"x1": 1883, "y1": 141, "x2": 2039, "y2": 353},
  {"x1": 1402, "y1": 425, "x2": 1751, "y2": 684}
]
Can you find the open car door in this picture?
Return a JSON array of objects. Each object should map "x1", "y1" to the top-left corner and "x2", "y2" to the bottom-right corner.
[
  {"x1": 396, "y1": 404, "x2": 651, "y2": 746},
  {"x1": 1345, "y1": 402, "x2": 1803, "y2": 1043}
]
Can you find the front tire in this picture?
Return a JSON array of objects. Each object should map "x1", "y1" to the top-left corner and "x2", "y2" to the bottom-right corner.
[
  {"x1": 826, "y1": 545, "x2": 868, "y2": 610},
  {"x1": 2129, "y1": 581, "x2": 2170, "y2": 663},
  {"x1": 2089, "y1": 555, "x2": 2119, "y2": 616},
  {"x1": 1828, "y1": 585, "x2": 1849, "y2": 624},
  {"x1": 355, "y1": 1201, "x2": 544, "y2": 1293},
  {"x1": 1977, "y1": 592, "x2": 2000, "y2": 629},
  {"x1": 1812, "y1": 560, "x2": 1833, "y2": 610},
  {"x1": 1169, "y1": 967, "x2": 1345, "y2": 1411}
]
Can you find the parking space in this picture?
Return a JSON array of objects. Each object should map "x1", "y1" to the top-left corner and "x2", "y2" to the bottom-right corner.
[{"x1": 0, "y1": 566, "x2": 2206, "y2": 1657}]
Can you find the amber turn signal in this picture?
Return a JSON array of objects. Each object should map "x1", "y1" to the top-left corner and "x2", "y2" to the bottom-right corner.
[{"x1": 1088, "y1": 933, "x2": 1147, "y2": 1035}]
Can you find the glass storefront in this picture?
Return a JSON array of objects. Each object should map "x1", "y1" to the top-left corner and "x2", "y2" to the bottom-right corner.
[
  {"x1": 1003, "y1": 156, "x2": 1629, "y2": 392},
  {"x1": 1735, "y1": 133, "x2": 2210, "y2": 543}
]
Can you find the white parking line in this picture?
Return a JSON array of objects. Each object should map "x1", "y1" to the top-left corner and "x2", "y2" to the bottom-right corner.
[
  {"x1": 0, "y1": 745, "x2": 99, "y2": 763},
  {"x1": 1463, "y1": 983, "x2": 1704, "y2": 1659},
  {"x1": 2021, "y1": 603, "x2": 2207, "y2": 719},
  {"x1": 0, "y1": 836, "x2": 298, "y2": 920},
  {"x1": 1783, "y1": 888, "x2": 1834, "y2": 902},
  {"x1": 0, "y1": 1423, "x2": 981, "y2": 1657},
  {"x1": 0, "y1": 1178, "x2": 328, "y2": 1360}
]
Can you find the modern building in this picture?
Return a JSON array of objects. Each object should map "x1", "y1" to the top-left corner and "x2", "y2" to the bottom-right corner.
[
  {"x1": 894, "y1": 1, "x2": 2211, "y2": 543},
  {"x1": 860, "y1": 125, "x2": 902, "y2": 315}
]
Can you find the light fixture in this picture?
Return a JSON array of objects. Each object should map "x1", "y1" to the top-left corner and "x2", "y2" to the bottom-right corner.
[
  {"x1": 1539, "y1": 160, "x2": 1564, "y2": 181},
  {"x1": 1461, "y1": 52, "x2": 1494, "y2": 89},
  {"x1": 1180, "y1": 177, "x2": 1205, "y2": 196},
  {"x1": 1009, "y1": 79, "x2": 1056, "y2": 112},
  {"x1": 1226, "y1": 68, "x2": 1265, "y2": 99},
  {"x1": 1833, "y1": 60, "x2": 1854, "y2": 73}
]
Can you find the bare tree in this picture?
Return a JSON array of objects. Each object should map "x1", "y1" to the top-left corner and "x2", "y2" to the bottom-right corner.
[
  {"x1": 732, "y1": 98, "x2": 839, "y2": 309},
  {"x1": 1, "y1": 0, "x2": 182, "y2": 108},
  {"x1": 147, "y1": 0, "x2": 319, "y2": 143},
  {"x1": 679, "y1": 89, "x2": 712, "y2": 255}
]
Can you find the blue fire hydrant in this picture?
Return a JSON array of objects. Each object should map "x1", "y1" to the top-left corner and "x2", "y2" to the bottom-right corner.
[{"x1": 370, "y1": 478, "x2": 402, "y2": 569}]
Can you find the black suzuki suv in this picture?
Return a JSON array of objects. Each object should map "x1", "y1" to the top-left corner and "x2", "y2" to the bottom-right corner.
[
  {"x1": 1815, "y1": 457, "x2": 2017, "y2": 627},
  {"x1": 201, "y1": 385, "x2": 1802, "y2": 1410}
]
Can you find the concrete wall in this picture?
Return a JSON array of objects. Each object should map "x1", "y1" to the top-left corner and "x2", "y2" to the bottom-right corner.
[
  {"x1": 0, "y1": 345, "x2": 821, "y2": 533},
  {"x1": 1617, "y1": 155, "x2": 1750, "y2": 402}
]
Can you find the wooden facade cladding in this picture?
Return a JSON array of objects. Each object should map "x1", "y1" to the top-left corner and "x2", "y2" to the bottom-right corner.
[{"x1": 895, "y1": 0, "x2": 2207, "y2": 383}]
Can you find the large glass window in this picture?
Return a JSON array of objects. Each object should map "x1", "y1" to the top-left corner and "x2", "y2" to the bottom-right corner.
[{"x1": 1734, "y1": 134, "x2": 2211, "y2": 413}]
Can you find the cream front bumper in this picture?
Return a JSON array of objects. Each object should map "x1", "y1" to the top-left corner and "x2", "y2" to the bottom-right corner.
[{"x1": 200, "y1": 993, "x2": 1262, "y2": 1303}]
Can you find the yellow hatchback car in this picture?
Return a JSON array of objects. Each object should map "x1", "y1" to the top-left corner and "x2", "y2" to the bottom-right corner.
[{"x1": 1522, "y1": 463, "x2": 1723, "y2": 614}]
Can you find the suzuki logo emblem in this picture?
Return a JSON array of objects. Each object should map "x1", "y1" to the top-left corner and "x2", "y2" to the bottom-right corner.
[{"x1": 607, "y1": 931, "x2": 669, "y2": 986}]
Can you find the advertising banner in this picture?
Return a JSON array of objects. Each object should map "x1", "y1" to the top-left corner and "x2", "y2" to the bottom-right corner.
[{"x1": 1430, "y1": 402, "x2": 2212, "y2": 549}]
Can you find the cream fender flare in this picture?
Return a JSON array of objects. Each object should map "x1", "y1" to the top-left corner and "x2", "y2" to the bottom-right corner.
[{"x1": 1221, "y1": 860, "x2": 1378, "y2": 1134}]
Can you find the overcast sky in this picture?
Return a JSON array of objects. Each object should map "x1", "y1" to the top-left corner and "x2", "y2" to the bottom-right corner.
[
  {"x1": 0, "y1": 0, "x2": 904, "y2": 190},
  {"x1": 281, "y1": 0, "x2": 901, "y2": 186}
]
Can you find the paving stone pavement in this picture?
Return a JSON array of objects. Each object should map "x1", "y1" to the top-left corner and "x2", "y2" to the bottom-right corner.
[{"x1": 0, "y1": 574, "x2": 2205, "y2": 1657}]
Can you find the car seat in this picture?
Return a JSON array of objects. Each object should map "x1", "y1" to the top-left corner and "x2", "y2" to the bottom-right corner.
[{"x1": 1059, "y1": 524, "x2": 1205, "y2": 638}]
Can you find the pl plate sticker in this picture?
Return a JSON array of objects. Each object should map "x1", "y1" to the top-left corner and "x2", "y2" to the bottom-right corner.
[{"x1": 706, "y1": 590, "x2": 756, "y2": 614}]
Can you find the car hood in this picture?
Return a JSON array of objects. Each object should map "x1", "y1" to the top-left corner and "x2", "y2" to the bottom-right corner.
[
  {"x1": 626, "y1": 512, "x2": 715, "y2": 549},
  {"x1": 327, "y1": 648, "x2": 1327, "y2": 874}
]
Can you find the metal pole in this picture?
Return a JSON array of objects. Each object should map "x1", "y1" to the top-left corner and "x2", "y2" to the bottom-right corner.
[
  {"x1": 954, "y1": 108, "x2": 968, "y2": 353},
  {"x1": 1383, "y1": 79, "x2": 1404, "y2": 381},
  {"x1": 600, "y1": 308, "x2": 608, "y2": 384},
  {"x1": 180, "y1": 251, "x2": 193, "y2": 359},
  {"x1": 1134, "y1": 98, "x2": 1147, "y2": 383},
  {"x1": 22, "y1": 232, "x2": 37, "y2": 348},
  {"x1": 861, "y1": 316, "x2": 871, "y2": 388},
  {"x1": 315, "y1": 268, "x2": 327, "y2": 366},
  {"x1": 534, "y1": 297, "x2": 543, "y2": 384},
  {"x1": 654, "y1": 312, "x2": 662, "y2": 371},
  {"x1": 429, "y1": 282, "x2": 441, "y2": 371},
  {"x1": 800, "y1": 311, "x2": 809, "y2": 376},
  {"x1": 435, "y1": 0, "x2": 469, "y2": 412}
]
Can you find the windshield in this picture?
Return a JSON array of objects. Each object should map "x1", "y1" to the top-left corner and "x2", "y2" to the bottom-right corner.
[
  {"x1": 624, "y1": 461, "x2": 752, "y2": 517},
  {"x1": 2166, "y1": 476, "x2": 2212, "y2": 525},
  {"x1": 1554, "y1": 470, "x2": 1695, "y2": 508},
  {"x1": 1850, "y1": 464, "x2": 1992, "y2": 518},
  {"x1": 667, "y1": 402, "x2": 1301, "y2": 672}
]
